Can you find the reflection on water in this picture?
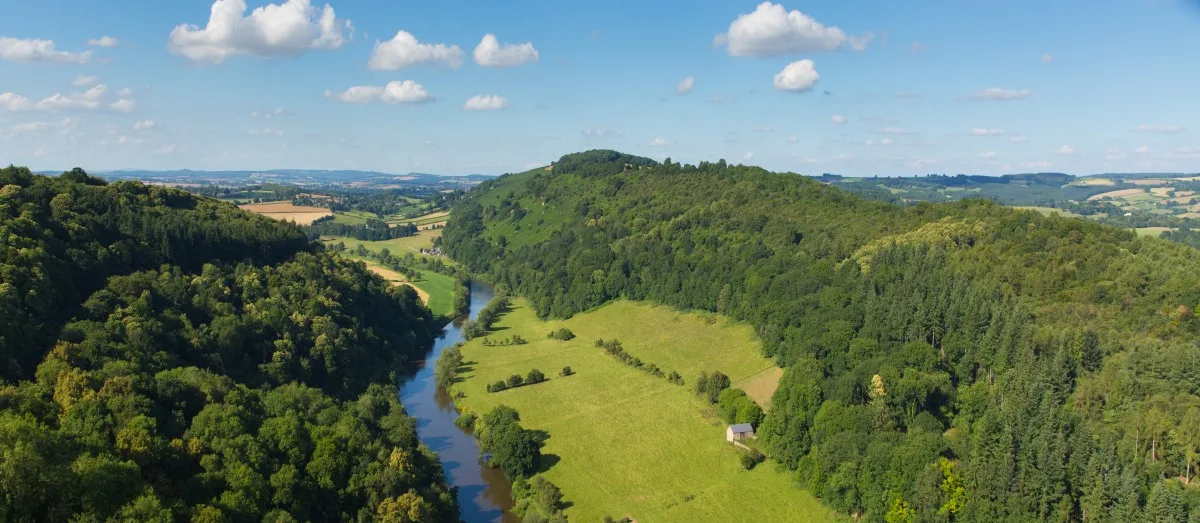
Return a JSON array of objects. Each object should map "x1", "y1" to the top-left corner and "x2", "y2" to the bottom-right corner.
[{"x1": 399, "y1": 283, "x2": 518, "y2": 522}]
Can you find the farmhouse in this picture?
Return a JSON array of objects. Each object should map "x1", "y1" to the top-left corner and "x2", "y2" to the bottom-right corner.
[{"x1": 726, "y1": 423, "x2": 754, "y2": 443}]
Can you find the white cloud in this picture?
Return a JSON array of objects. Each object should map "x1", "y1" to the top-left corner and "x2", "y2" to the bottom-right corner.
[
  {"x1": 787, "y1": 136, "x2": 799, "y2": 143},
  {"x1": 87, "y1": 36, "x2": 119, "y2": 48},
  {"x1": 881, "y1": 138, "x2": 894, "y2": 146},
  {"x1": 1134, "y1": 124, "x2": 1182, "y2": 133},
  {"x1": 109, "y1": 99, "x2": 136, "y2": 113},
  {"x1": 676, "y1": 76, "x2": 695, "y2": 95},
  {"x1": 1136, "y1": 145, "x2": 1150, "y2": 154},
  {"x1": 324, "y1": 80, "x2": 432, "y2": 104},
  {"x1": 116, "y1": 87, "x2": 133, "y2": 97},
  {"x1": 1041, "y1": 53, "x2": 1054, "y2": 63},
  {"x1": 156, "y1": 145, "x2": 179, "y2": 155},
  {"x1": 1026, "y1": 160, "x2": 1052, "y2": 169},
  {"x1": 368, "y1": 30, "x2": 463, "y2": 70},
  {"x1": 0, "y1": 92, "x2": 33, "y2": 111},
  {"x1": 35, "y1": 84, "x2": 108, "y2": 111},
  {"x1": 462, "y1": 94, "x2": 508, "y2": 111},
  {"x1": 773, "y1": 59, "x2": 819, "y2": 92},
  {"x1": 250, "y1": 127, "x2": 284, "y2": 136},
  {"x1": 251, "y1": 107, "x2": 285, "y2": 118},
  {"x1": 830, "y1": 115, "x2": 846, "y2": 125},
  {"x1": 876, "y1": 127, "x2": 909, "y2": 135},
  {"x1": 964, "y1": 88, "x2": 1033, "y2": 101},
  {"x1": 583, "y1": 128, "x2": 623, "y2": 138},
  {"x1": 133, "y1": 120, "x2": 156, "y2": 131},
  {"x1": 980, "y1": 151, "x2": 997, "y2": 159},
  {"x1": 744, "y1": 152, "x2": 755, "y2": 160},
  {"x1": 970, "y1": 127, "x2": 1004, "y2": 136},
  {"x1": 1055, "y1": 145, "x2": 1077, "y2": 156},
  {"x1": 473, "y1": 34, "x2": 538, "y2": 67},
  {"x1": 752, "y1": 126, "x2": 774, "y2": 133},
  {"x1": 7, "y1": 117, "x2": 76, "y2": 138},
  {"x1": 1010, "y1": 135, "x2": 1028, "y2": 143},
  {"x1": 649, "y1": 137, "x2": 668, "y2": 147},
  {"x1": 718, "y1": 2, "x2": 870, "y2": 56},
  {"x1": 911, "y1": 41, "x2": 924, "y2": 52},
  {"x1": 0, "y1": 37, "x2": 91, "y2": 63},
  {"x1": 865, "y1": 139, "x2": 875, "y2": 146},
  {"x1": 72, "y1": 75, "x2": 99, "y2": 87},
  {"x1": 168, "y1": 0, "x2": 351, "y2": 63}
]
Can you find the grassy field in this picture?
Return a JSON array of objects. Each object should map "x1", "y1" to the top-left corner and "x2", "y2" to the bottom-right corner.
[
  {"x1": 238, "y1": 201, "x2": 332, "y2": 225},
  {"x1": 339, "y1": 254, "x2": 456, "y2": 318},
  {"x1": 332, "y1": 210, "x2": 379, "y2": 225},
  {"x1": 1013, "y1": 206, "x2": 1085, "y2": 218},
  {"x1": 1136, "y1": 226, "x2": 1175, "y2": 237},
  {"x1": 452, "y1": 299, "x2": 835, "y2": 522},
  {"x1": 322, "y1": 229, "x2": 442, "y2": 255}
]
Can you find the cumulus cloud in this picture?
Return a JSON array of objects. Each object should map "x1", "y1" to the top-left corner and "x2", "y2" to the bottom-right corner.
[
  {"x1": 1134, "y1": 124, "x2": 1181, "y2": 133},
  {"x1": 1055, "y1": 145, "x2": 1077, "y2": 156},
  {"x1": 676, "y1": 76, "x2": 695, "y2": 95},
  {"x1": 1136, "y1": 145, "x2": 1150, "y2": 154},
  {"x1": 1010, "y1": 135, "x2": 1028, "y2": 143},
  {"x1": 368, "y1": 31, "x2": 463, "y2": 70},
  {"x1": 970, "y1": 128, "x2": 1004, "y2": 136},
  {"x1": 72, "y1": 75, "x2": 99, "y2": 87},
  {"x1": 876, "y1": 127, "x2": 910, "y2": 135},
  {"x1": 87, "y1": 36, "x2": 119, "y2": 48},
  {"x1": 110, "y1": 99, "x2": 136, "y2": 113},
  {"x1": 831, "y1": 115, "x2": 846, "y2": 124},
  {"x1": 980, "y1": 151, "x2": 997, "y2": 159},
  {"x1": 168, "y1": 0, "x2": 351, "y2": 63},
  {"x1": 964, "y1": 88, "x2": 1033, "y2": 101},
  {"x1": 773, "y1": 59, "x2": 819, "y2": 92},
  {"x1": 717, "y1": 2, "x2": 870, "y2": 56},
  {"x1": 1041, "y1": 53, "x2": 1054, "y2": 63},
  {"x1": 881, "y1": 138, "x2": 894, "y2": 146},
  {"x1": 324, "y1": 80, "x2": 432, "y2": 104},
  {"x1": 0, "y1": 37, "x2": 92, "y2": 63},
  {"x1": 744, "y1": 152, "x2": 755, "y2": 160},
  {"x1": 251, "y1": 107, "x2": 285, "y2": 118},
  {"x1": 473, "y1": 34, "x2": 538, "y2": 67},
  {"x1": 0, "y1": 93, "x2": 33, "y2": 111},
  {"x1": 787, "y1": 136, "x2": 799, "y2": 143},
  {"x1": 462, "y1": 94, "x2": 508, "y2": 111},
  {"x1": 752, "y1": 126, "x2": 774, "y2": 133},
  {"x1": 6, "y1": 117, "x2": 76, "y2": 138},
  {"x1": 35, "y1": 84, "x2": 108, "y2": 111},
  {"x1": 133, "y1": 120, "x2": 156, "y2": 131},
  {"x1": 250, "y1": 127, "x2": 284, "y2": 136},
  {"x1": 649, "y1": 137, "x2": 668, "y2": 147}
]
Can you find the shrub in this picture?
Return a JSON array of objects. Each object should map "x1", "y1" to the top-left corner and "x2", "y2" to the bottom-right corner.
[
  {"x1": 489, "y1": 381, "x2": 508, "y2": 393},
  {"x1": 548, "y1": 328, "x2": 576, "y2": 341},
  {"x1": 507, "y1": 374, "x2": 525, "y2": 388},
  {"x1": 560, "y1": 366, "x2": 573, "y2": 377},
  {"x1": 455, "y1": 412, "x2": 477, "y2": 430},
  {"x1": 526, "y1": 369, "x2": 545, "y2": 384}
]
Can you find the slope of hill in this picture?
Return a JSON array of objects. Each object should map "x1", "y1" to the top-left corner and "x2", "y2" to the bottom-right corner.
[
  {"x1": 0, "y1": 167, "x2": 459, "y2": 521},
  {"x1": 443, "y1": 150, "x2": 1200, "y2": 521}
]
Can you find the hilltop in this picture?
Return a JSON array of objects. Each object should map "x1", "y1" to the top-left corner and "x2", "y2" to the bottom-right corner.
[{"x1": 442, "y1": 150, "x2": 1200, "y2": 521}]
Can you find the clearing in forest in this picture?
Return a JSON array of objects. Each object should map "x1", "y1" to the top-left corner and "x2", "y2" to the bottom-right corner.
[
  {"x1": 452, "y1": 299, "x2": 835, "y2": 522},
  {"x1": 239, "y1": 201, "x2": 333, "y2": 225},
  {"x1": 349, "y1": 257, "x2": 454, "y2": 318}
]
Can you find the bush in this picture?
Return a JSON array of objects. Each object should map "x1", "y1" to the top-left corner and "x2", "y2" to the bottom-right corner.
[
  {"x1": 488, "y1": 381, "x2": 508, "y2": 393},
  {"x1": 560, "y1": 366, "x2": 573, "y2": 377},
  {"x1": 455, "y1": 412, "x2": 477, "y2": 430},
  {"x1": 526, "y1": 369, "x2": 545, "y2": 384},
  {"x1": 548, "y1": 328, "x2": 576, "y2": 341},
  {"x1": 740, "y1": 450, "x2": 766, "y2": 470},
  {"x1": 507, "y1": 374, "x2": 525, "y2": 388}
]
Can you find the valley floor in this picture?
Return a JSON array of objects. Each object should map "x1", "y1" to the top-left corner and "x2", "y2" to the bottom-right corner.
[{"x1": 452, "y1": 298, "x2": 840, "y2": 522}]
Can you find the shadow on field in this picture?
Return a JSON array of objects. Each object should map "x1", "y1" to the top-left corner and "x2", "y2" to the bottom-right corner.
[{"x1": 536, "y1": 453, "x2": 561, "y2": 474}]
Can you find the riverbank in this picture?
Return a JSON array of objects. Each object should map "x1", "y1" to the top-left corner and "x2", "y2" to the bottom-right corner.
[
  {"x1": 398, "y1": 283, "x2": 519, "y2": 522},
  {"x1": 448, "y1": 297, "x2": 837, "y2": 522}
]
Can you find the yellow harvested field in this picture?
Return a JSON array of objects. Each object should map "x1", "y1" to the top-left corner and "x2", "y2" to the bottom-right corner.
[
  {"x1": 1074, "y1": 177, "x2": 1116, "y2": 186},
  {"x1": 417, "y1": 222, "x2": 445, "y2": 231},
  {"x1": 239, "y1": 201, "x2": 332, "y2": 225},
  {"x1": 1178, "y1": 191, "x2": 1196, "y2": 197},
  {"x1": 735, "y1": 366, "x2": 784, "y2": 410},
  {"x1": 1127, "y1": 179, "x2": 1169, "y2": 186},
  {"x1": 1151, "y1": 187, "x2": 1174, "y2": 196},
  {"x1": 362, "y1": 262, "x2": 431, "y2": 304},
  {"x1": 1087, "y1": 188, "x2": 1145, "y2": 201}
]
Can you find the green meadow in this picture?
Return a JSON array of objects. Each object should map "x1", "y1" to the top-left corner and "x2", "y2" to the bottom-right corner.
[{"x1": 452, "y1": 299, "x2": 838, "y2": 522}]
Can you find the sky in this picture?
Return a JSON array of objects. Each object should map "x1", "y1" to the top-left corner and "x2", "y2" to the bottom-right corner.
[{"x1": 2, "y1": 0, "x2": 1199, "y2": 176}]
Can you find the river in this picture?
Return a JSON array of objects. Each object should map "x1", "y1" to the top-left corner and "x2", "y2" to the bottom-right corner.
[{"x1": 398, "y1": 283, "x2": 518, "y2": 522}]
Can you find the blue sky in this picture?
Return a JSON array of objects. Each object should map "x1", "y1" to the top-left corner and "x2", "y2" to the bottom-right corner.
[{"x1": 2, "y1": 0, "x2": 1199, "y2": 176}]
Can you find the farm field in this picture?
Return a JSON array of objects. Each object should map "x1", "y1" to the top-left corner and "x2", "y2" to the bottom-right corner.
[
  {"x1": 238, "y1": 201, "x2": 332, "y2": 225},
  {"x1": 1135, "y1": 226, "x2": 1175, "y2": 237},
  {"x1": 1087, "y1": 188, "x2": 1146, "y2": 201},
  {"x1": 331, "y1": 210, "x2": 377, "y2": 225},
  {"x1": 342, "y1": 255, "x2": 455, "y2": 318},
  {"x1": 1071, "y1": 177, "x2": 1117, "y2": 186},
  {"x1": 322, "y1": 229, "x2": 442, "y2": 255},
  {"x1": 451, "y1": 299, "x2": 832, "y2": 522},
  {"x1": 1013, "y1": 206, "x2": 1085, "y2": 218}
]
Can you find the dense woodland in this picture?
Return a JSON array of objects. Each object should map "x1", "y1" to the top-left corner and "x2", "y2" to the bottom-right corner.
[
  {"x1": 0, "y1": 167, "x2": 459, "y2": 521},
  {"x1": 443, "y1": 150, "x2": 1200, "y2": 522}
]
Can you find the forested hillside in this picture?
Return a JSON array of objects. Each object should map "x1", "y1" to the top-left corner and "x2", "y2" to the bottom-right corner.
[
  {"x1": 443, "y1": 150, "x2": 1200, "y2": 521},
  {"x1": 0, "y1": 167, "x2": 459, "y2": 521}
]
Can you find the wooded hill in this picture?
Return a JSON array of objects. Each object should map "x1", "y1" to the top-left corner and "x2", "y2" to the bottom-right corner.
[
  {"x1": 0, "y1": 167, "x2": 459, "y2": 521},
  {"x1": 443, "y1": 150, "x2": 1200, "y2": 522}
]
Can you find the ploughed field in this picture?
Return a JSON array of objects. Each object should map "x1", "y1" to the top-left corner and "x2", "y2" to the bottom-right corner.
[{"x1": 451, "y1": 298, "x2": 839, "y2": 522}]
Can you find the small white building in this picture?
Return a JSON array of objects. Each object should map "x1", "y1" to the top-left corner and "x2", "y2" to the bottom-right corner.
[{"x1": 726, "y1": 423, "x2": 754, "y2": 443}]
